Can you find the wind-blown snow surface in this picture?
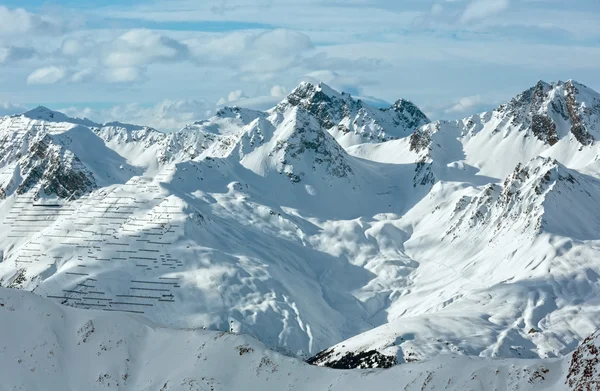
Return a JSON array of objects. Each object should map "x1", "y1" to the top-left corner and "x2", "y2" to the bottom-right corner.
[
  {"x1": 1, "y1": 80, "x2": 600, "y2": 371},
  {"x1": 0, "y1": 288, "x2": 582, "y2": 390}
]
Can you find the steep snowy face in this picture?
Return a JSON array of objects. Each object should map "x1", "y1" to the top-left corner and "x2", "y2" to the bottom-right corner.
[
  {"x1": 93, "y1": 114, "x2": 249, "y2": 167},
  {"x1": 93, "y1": 123, "x2": 164, "y2": 144},
  {"x1": 0, "y1": 114, "x2": 153, "y2": 200},
  {"x1": 239, "y1": 106, "x2": 354, "y2": 183},
  {"x1": 169, "y1": 107, "x2": 267, "y2": 161},
  {"x1": 212, "y1": 105, "x2": 267, "y2": 127},
  {"x1": 447, "y1": 157, "x2": 600, "y2": 239},
  {"x1": 276, "y1": 82, "x2": 430, "y2": 148},
  {"x1": 388, "y1": 98, "x2": 431, "y2": 130},
  {"x1": 92, "y1": 124, "x2": 169, "y2": 167},
  {"x1": 0, "y1": 116, "x2": 96, "y2": 199}
]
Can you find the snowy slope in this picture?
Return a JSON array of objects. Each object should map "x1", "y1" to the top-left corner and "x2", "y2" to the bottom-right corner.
[
  {"x1": 310, "y1": 81, "x2": 600, "y2": 367},
  {"x1": 1, "y1": 80, "x2": 600, "y2": 375},
  {"x1": 0, "y1": 94, "x2": 427, "y2": 358},
  {"x1": 0, "y1": 288, "x2": 587, "y2": 391}
]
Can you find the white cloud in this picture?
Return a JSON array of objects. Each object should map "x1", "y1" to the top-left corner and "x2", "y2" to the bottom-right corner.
[
  {"x1": 445, "y1": 95, "x2": 484, "y2": 114},
  {"x1": 216, "y1": 86, "x2": 292, "y2": 110},
  {"x1": 97, "y1": 29, "x2": 191, "y2": 83},
  {"x1": 187, "y1": 29, "x2": 315, "y2": 77},
  {"x1": 251, "y1": 28, "x2": 313, "y2": 56},
  {"x1": 461, "y1": 0, "x2": 510, "y2": 23},
  {"x1": 71, "y1": 68, "x2": 94, "y2": 83},
  {"x1": 0, "y1": 101, "x2": 27, "y2": 116},
  {"x1": 0, "y1": 46, "x2": 36, "y2": 63},
  {"x1": 105, "y1": 67, "x2": 143, "y2": 83},
  {"x1": 106, "y1": 29, "x2": 189, "y2": 67},
  {"x1": 217, "y1": 89, "x2": 248, "y2": 105},
  {"x1": 227, "y1": 89, "x2": 247, "y2": 102},
  {"x1": 270, "y1": 85, "x2": 287, "y2": 97},
  {"x1": 224, "y1": 95, "x2": 286, "y2": 111},
  {"x1": 431, "y1": 3, "x2": 444, "y2": 16},
  {"x1": 26, "y1": 66, "x2": 66, "y2": 85},
  {"x1": 61, "y1": 38, "x2": 84, "y2": 56},
  {"x1": 0, "y1": 6, "x2": 61, "y2": 36}
]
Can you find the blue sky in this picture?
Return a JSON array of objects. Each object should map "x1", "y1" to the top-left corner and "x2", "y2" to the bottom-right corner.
[{"x1": 0, "y1": 0, "x2": 599, "y2": 130}]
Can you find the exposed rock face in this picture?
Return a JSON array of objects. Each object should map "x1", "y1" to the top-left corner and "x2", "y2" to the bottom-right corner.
[
  {"x1": 16, "y1": 135, "x2": 96, "y2": 198},
  {"x1": 532, "y1": 114, "x2": 559, "y2": 145},
  {"x1": 273, "y1": 110, "x2": 354, "y2": 183},
  {"x1": 565, "y1": 81, "x2": 595, "y2": 146},
  {"x1": 445, "y1": 156, "x2": 596, "y2": 241},
  {"x1": 307, "y1": 347, "x2": 396, "y2": 369},
  {"x1": 494, "y1": 80, "x2": 600, "y2": 146},
  {"x1": 278, "y1": 82, "x2": 430, "y2": 146},
  {"x1": 237, "y1": 106, "x2": 355, "y2": 184},
  {"x1": 0, "y1": 120, "x2": 96, "y2": 199},
  {"x1": 408, "y1": 127, "x2": 433, "y2": 154},
  {"x1": 567, "y1": 330, "x2": 600, "y2": 390},
  {"x1": 407, "y1": 124, "x2": 437, "y2": 188},
  {"x1": 388, "y1": 99, "x2": 431, "y2": 130}
]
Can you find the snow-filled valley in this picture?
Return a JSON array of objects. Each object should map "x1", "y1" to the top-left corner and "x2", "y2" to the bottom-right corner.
[{"x1": 1, "y1": 79, "x2": 600, "y2": 389}]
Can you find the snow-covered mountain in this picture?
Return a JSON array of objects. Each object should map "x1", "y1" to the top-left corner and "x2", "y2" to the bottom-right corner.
[{"x1": 1, "y1": 80, "x2": 600, "y2": 383}]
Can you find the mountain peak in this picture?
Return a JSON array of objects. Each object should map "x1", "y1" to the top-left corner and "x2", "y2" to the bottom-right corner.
[
  {"x1": 388, "y1": 98, "x2": 430, "y2": 128},
  {"x1": 285, "y1": 81, "x2": 343, "y2": 107},
  {"x1": 23, "y1": 106, "x2": 63, "y2": 120},
  {"x1": 21, "y1": 106, "x2": 98, "y2": 127},
  {"x1": 493, "y1": 79, "x2": 600, "y2": 146},
  {"x1": 276, "y1": 82, "x2": 430, "y2": 148}
]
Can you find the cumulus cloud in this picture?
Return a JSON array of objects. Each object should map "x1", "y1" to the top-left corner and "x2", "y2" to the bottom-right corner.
[
  {"x1": 0, "y1": 46, "x2": 36, "y2": 63},
  {"x1": 216, "y1": 89, "x2": 249, "y2": 105},
  {"x1": 227, "y1": 89, "x2": 247, "y2": 102},
  {"x1": 70, "y1": 68, "x2": 94, "y2": 83},
  {"x1": 445, "y1": 95, "x2": 484, "y2": 114},
  {"x1": 12, "y1": 26, "x2": 370, "y2": 88},
  {"x1": 27, "y1": 66, "x2": 66, "y2": 85},
  {"x1": 214, "y1": 85, "x2": 292, "y2": 111},
  {"x1": 270, "y1": 85, "x2": 287, "y2": 97},
  {"x1": 21, "y1": 29, "x2": 193, "y2": 85},
  {"x1": 105, "y1": 67, "x2": 144, "y2": 83},
  {"x1": 187, "y1": 29, "x2": 315, "y2": 78},
  {"x1": 0, "y1": 6, "x2": 62, "y2": 36},
  {"x1": 61, "y1": 38, "x2": 84, "y2": 56},
  {"x1": 423, "y1": 94, "x2": 499, "y2": 120},
  {"x1": 0, "y1": 101, "x2": 27, "y2": 116},
  {"x1": 105, "y1": 29, "x2": 189, "y2": 67},
  {"x1": 461, "y1": 0, "x2": 510, "y2": 23},
  {"x1": 101, "y1": 29, "x2": 190, "y2": 83},
  {"x1": 12, "y1": 28, "x2": 319, "y2": 86}
]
